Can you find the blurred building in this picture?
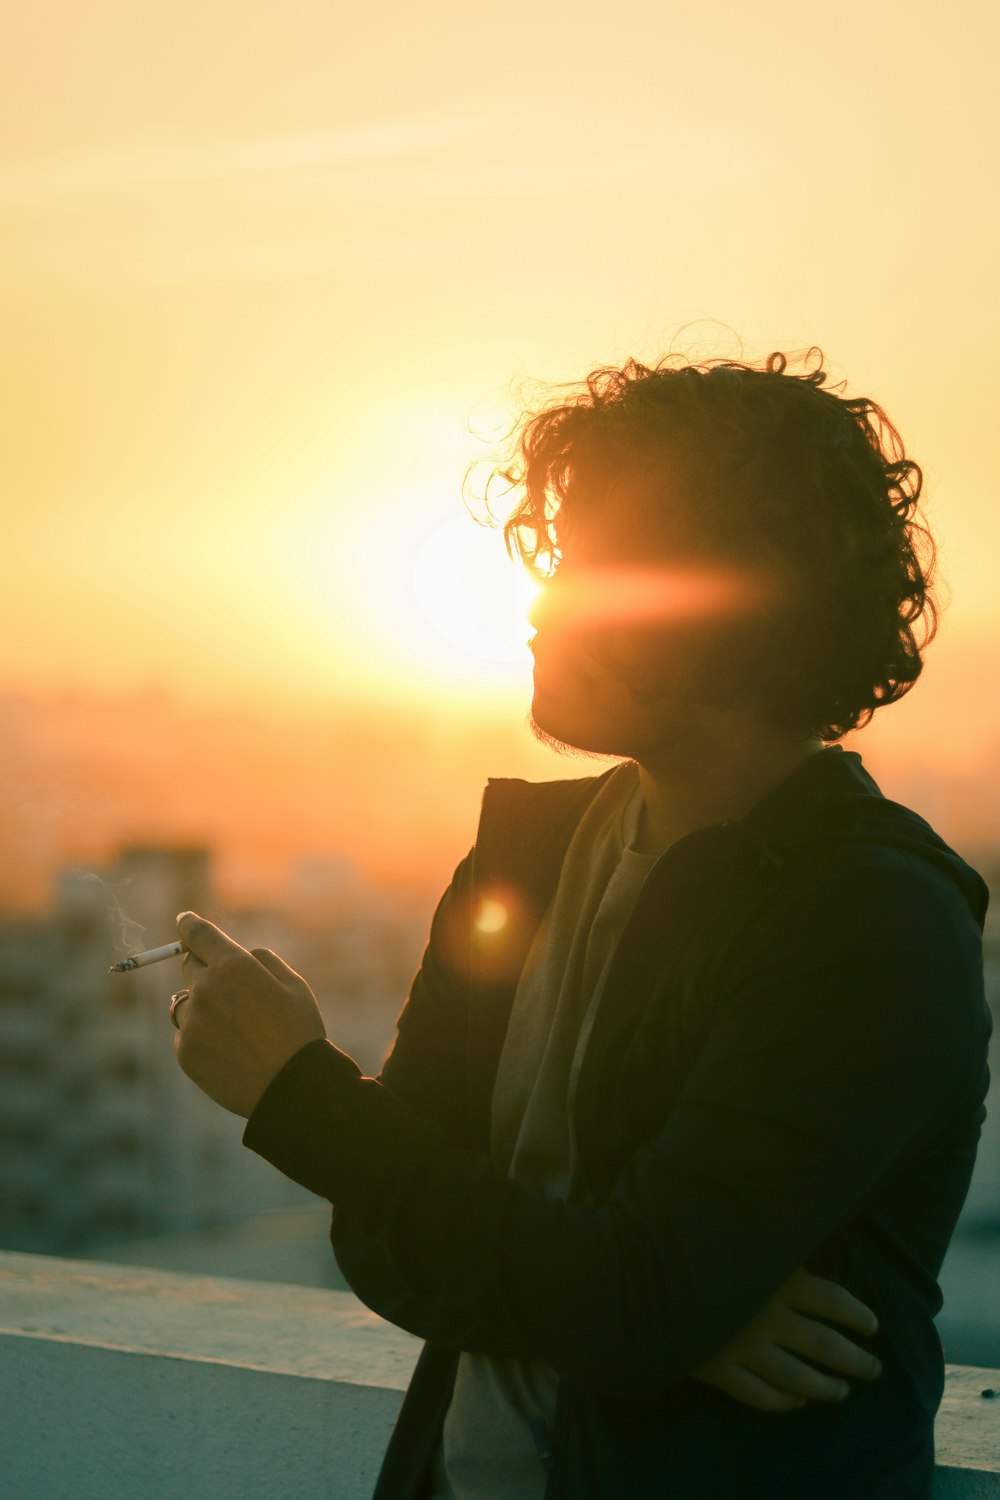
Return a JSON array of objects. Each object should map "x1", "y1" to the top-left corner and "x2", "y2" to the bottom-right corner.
[
  {"x1": 0, "y1": 845, "x2": 418, "y2": 1258},
  {"x1": 959, "y1": 893, "x2": 1000, "y2": 1228},
  {"x1": 931, "y1": 889, "x2": 1000, "y2": 1368}
]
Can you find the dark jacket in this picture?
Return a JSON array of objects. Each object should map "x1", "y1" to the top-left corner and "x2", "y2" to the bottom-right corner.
[{"x1": 244, "y1": 748, "x2": 991, "y2": 1499}]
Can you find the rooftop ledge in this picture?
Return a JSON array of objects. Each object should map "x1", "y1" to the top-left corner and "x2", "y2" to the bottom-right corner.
[{"x1": 1, "y1": 1250, "x2": 998, "y2": 1499}]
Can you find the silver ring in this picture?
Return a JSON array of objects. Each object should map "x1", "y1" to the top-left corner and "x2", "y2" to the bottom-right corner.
[{"x1": 169, "y1": 989, "x2": 191, "y2": 1029}]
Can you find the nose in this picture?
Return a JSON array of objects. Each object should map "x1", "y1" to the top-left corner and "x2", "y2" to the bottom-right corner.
[{"x1": 527, "y1": 585, "x2": 549, "y2": 632}]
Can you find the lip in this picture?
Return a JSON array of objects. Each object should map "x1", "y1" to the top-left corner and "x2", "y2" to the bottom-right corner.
[{"x1": 529, "y1": 633, "x2": 595, "y2": 679}]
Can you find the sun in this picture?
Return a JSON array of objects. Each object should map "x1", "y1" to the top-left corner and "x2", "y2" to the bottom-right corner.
[{"x1": 412, "y1": 515, "x2": 539, "y2": 667}]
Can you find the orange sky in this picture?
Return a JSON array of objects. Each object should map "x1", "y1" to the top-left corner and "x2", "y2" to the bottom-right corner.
[{"x1": 1, "y1": 1, "x2": 999, "y2": 901}]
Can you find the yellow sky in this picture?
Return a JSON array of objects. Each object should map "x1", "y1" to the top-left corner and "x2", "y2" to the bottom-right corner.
[{"x1": 1, "y1": 0, "x2": 998, "y2": 764}]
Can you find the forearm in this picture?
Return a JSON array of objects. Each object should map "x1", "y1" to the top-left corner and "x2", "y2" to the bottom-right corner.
[
  {"x1": 244, "y1": 1040, "x2": 829, "y2": 1398},
  {"x1": 331, "y1": 1208, "x2": 528, "y2": 1357},
  {"x1": 246, "y1": 1041, "x2": 694, "y2": 1392}
]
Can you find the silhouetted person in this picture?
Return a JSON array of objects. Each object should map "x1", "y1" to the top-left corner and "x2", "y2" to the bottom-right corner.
[{"x1": 172, "y1": 349, "x2": 990, "y2": 1499}]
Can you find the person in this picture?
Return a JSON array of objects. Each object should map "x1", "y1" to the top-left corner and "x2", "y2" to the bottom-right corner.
[{"x1": 171, "y1": 348, "x2": 991, "y2": 1499}]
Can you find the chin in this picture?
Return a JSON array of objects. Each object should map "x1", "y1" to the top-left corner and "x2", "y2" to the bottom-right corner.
[
  {"x1": 527, "y1": 712, "x2": 591, "y2": 759},
  {"x1": 528, "y1": 695, "x2": 630, "y2": 762}
]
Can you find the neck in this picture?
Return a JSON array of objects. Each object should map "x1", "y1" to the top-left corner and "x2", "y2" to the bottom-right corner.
[{"x1": 633, "y1": 713, "x2": 825, "y2": 856}]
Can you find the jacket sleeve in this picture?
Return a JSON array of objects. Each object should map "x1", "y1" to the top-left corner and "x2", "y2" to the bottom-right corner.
[{"x1": 244, "y1": 852, "x2": 988, "y2": 1399}]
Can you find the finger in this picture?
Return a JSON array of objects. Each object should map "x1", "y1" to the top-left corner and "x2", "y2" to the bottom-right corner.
[
  {"x1": 784, "y1": 1268, "x2": 879, "y2": 1336},
  {"x1": 704, "y1": 1362, "x2": 807, "y2": 1415},
  {"x1": 779, "y1": 1310, "x2": 882, "y2": 1382},
  {"x1": 743, "y1": 1342, "x2": 854, "y2": 1403},
  {"x1": 176, "y1": 911, "x2": 251, "y2": 967},
  {"x1": 251, "y1": 948, "x2": 305, "y2": 986}
]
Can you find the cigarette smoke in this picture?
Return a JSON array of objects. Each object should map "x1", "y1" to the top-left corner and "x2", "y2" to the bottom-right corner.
[{"x1": 67, "y1": 870, "x2": 146, "y2": 956}]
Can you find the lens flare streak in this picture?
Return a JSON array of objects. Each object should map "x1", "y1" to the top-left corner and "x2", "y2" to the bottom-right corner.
[{"x1": 534, "y1": 565, "x2": 768, "y2": 630}]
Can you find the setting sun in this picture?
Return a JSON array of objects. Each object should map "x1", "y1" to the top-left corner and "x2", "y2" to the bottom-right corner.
[{"x1": 412, "y1": 515, "x2": 539, "y2": 667}]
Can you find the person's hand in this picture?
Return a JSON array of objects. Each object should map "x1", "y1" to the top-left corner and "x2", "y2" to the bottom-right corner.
[
  {"x1": 172, "y1": 911, "x2": 327, "y2": 1118},
  {"x1": 693, "y1": 1266, "x2": 881, "y2": 1413}
]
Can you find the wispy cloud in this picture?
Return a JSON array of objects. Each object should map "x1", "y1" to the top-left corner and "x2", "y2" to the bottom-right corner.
[
  {"x1": 0, "y1": 115, "x2": 686, "y2": 286},
  {"x1": 0, "y1": 115, "x2": 510, "y2": 208},
  {"x1": 393, "y1": 144, "x2": 687, "y2": 201}
]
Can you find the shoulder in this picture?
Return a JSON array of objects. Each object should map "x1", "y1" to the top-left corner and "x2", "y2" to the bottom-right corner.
[
  {"x1": 749, "y1": 841, "x2": 982, "y2": 966},
  {"x1": 730, "y1": 842, "x2": 988, "y2": 1065},
  {"x1": 784, "y1": 835, "x2": 983, "y2": 935},
  {"x1": 739, "y1": 758, "x2": 988, "y2": 950}
]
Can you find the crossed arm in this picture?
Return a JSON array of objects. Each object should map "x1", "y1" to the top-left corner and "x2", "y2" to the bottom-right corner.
[{"x1": 172, "y1": 909, "x2": 887, "y2": 1413}]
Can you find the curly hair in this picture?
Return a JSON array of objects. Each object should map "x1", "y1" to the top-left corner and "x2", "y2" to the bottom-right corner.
[{"x1": 491, "y1": 349, "x2": 938, "y2": 742}]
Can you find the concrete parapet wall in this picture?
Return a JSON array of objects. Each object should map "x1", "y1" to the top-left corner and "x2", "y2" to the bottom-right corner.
[
  {"x1": 1, "y1": 1251, "x2": 998, "y2": 1498},
  {"x1": 4, "y1": 1335, "x2": 402, "y2": 1500},
  {"x1": 0, "y1": 1251, "x2": 419, "y2": 1500}
]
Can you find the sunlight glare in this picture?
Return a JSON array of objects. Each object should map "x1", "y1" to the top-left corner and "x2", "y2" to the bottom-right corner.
[{"x1": 413, "y1": 516, "x2": 538, "y2": 666}]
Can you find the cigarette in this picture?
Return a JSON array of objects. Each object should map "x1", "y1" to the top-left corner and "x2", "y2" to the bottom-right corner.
[{"x1": 109, "y1": 941, "x2": 185, "y2": 973}]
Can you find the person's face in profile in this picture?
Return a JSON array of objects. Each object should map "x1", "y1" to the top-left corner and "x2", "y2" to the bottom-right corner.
[
  {"x1": 527, "y1": 495, "x2": 755, "y2": 760},
  {"x1": 526, "y1": 507, "x2": 688, "y2": 759}
]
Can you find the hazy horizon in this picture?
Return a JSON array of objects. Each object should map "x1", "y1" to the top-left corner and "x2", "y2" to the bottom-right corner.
[{"x1": 4, "y1": 654, "x2": 1000, "y2": 924}]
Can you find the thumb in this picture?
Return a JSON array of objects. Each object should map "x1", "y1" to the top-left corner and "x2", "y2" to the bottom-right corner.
[
  {"x1": 178, "y1": 911, "x2": 250, "y2": 965},
  {"x1": 251, "y1": 947, "x2": 306, "y2": 988}
]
